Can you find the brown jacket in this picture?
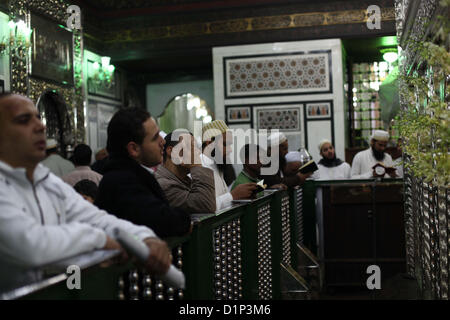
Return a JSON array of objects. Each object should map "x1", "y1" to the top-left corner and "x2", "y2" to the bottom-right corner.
[{"x1": 155, "y1": 165, "x2": 216, "y2": 213}]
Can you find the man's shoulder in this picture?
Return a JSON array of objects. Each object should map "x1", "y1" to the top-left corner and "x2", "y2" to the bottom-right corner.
[
  {"x1": 340, "y1": 161, "x2": 351, "y2": 168},
  {"x1": 353, "y1": 149, "x2": 370, "y2": 159},
  {"x1": 101, "y1": 167, "x2": 139, "y2": 184},
  {"x1": 189, "y1": 165, "x2": 213, "y2": 177},
  {"x1": 154, "y1": 168, "x2": 176, "y2": 184},
  {"x1": 384, "y1": 153, "x2": 393, "y2": 161}
]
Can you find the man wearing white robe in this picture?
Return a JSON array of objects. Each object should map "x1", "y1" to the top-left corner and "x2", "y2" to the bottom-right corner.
[
  {"x1": 351, "y1": 130, "x2": 397, "y2": 179},
  {"x1": 201, "y1": 120, "x2": 257, "y2": 211},
  {"x1": 313, "y1": 139, "x2": 351, "y2": 180}
]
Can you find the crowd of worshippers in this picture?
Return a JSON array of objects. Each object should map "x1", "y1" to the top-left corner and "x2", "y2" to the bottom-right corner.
[{"x1": 0, "y1": 92, "x2": 403, "y2": 291}]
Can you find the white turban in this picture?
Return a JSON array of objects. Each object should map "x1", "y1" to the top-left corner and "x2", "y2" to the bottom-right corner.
[
  {"x1": 268, "y1": 132, "x2": 287, "y2": 146},
  {"x1": 285, "y1": 151, "x2": 301, "y2": 163},
  {"x1": 318, "y1": 139, "x2": 332, "y2": 151},
  {"x1": 371, "y1": 130, "x2": 389, "y2": 142}
]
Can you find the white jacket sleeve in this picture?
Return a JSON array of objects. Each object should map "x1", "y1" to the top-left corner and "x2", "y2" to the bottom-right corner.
[
  {"x1": 0, "y1": 189, "x2": 107, "y2": 268},
  {"x1": 0, "y1": 178, "x2": 156, "y2": 269},
  {"x1": 60, "y1": 180, "x2": 157, "y2": 241}
]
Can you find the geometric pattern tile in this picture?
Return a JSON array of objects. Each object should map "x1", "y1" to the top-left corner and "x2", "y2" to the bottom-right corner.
[
  {"x1": 225, "y1": 51, "x2": 331, "y2": 97},
  {"x1": 254, "y1": 105, "x2": 302, "y2": 131}
]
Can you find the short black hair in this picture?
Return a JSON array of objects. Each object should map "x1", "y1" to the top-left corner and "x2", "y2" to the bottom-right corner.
[
  {"x1": 73, "y1": 144, "x2": 92, "y2": 166},
  {"x1": 106, "y1": 107, "x2": 151, "y2": 158},
  {"x1": 240, "y1": 143, "x2": 260, "y2": 164},
  {"x1": 163, "y1": 129, "x2": 192, "y2": 162},
  {"x1": 73, "y1": 179, "x2": 98, "y2": 200}
]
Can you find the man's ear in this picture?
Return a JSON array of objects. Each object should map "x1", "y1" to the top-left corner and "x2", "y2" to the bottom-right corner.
[
  {"x1": 166, "y1": 145, "x2": 173, "y2": 159},
  {"x1": 126, "y1": 141, "x2": 140, "y2": 159}
]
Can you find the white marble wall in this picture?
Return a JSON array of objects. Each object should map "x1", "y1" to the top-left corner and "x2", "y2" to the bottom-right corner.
[
  {"x1": 83, "y1": 50, "x2": 121, "y2": 152},
  {"x1": 213, "y1": 39, "x2": 345, "y2": 163}
]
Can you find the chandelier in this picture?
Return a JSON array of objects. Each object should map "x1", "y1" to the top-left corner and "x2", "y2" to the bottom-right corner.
[
  {"x1": 89, "y1": 56, "x2": 116, "y2": 89},
  {"x1": 0, "y1": 19, "x2": 32, "y2": 61}
]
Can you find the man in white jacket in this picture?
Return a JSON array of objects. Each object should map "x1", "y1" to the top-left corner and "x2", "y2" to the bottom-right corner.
[{"x1": 0, "y1": 93, "x2": 171, "y2": 291}]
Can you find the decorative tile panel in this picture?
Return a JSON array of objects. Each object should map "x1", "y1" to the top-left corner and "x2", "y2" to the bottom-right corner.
[
  {"x1": 305, "y1": 102, "x2": 331, "y2": 119},
  {"x1": 253, "y1": 105, "x2": 301, "y2": 131},
  {"x1": 224, "y1": 51, "x2": 331, "y2": 98}
]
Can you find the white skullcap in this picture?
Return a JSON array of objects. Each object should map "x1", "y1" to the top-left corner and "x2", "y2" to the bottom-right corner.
[
  {"x1": 202, "y1": 120, "x2": 228, "y2": 141},
  {"x1": 285, "y1": 151, "x2": 301, "y2": 163},
  {"x1": 46, "y1": 138, "x2": 58, "y2": 150},
  {"x1": 159, "y1": 130, "x2": 167, "y2": 139},
  {"x1": 268, "y1": 132, "x2": 287, "y2": 146},
  {"x1": 318, "y1": 139, "x2": 332, "y2": 151},
  {"x1": 371, "y1": 130, "x2": 389, "y2": 142}
]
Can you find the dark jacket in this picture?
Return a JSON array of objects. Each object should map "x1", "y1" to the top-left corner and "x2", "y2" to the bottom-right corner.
[{"x1": 95, "y1": 157, "x2": 191, "y2": 238}]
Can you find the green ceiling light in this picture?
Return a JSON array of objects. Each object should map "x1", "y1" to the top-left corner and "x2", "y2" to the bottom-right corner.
[
  {"x1": 93, "y1": 61, "x2": 100, "y2": 70},
  {"x1": 379, "y1": 36, "x2": 398, "y2": 47}
]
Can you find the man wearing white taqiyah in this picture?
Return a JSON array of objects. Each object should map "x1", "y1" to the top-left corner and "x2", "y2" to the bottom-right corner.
[
  {"x1": 0, "y1": 93, "x2": 171, "y2": 291},
  {"x1": 41, "y1": 138, "x2": 75, "y2": 177},
  {"x1": 313, "y1": 139, "x2": 351, "y2": 180},
  {"x1": 351, "y1": 130, "x2": 397, "y2": 179}
]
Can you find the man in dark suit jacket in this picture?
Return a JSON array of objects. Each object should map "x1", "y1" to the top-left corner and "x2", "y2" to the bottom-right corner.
[{"x1": 95, "y1": 107, "x2": 191, "y2": 238}]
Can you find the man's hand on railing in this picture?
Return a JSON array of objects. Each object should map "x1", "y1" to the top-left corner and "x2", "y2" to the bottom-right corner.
[
  {"x1": 103, "y1": 236, "x2": 129, "y2": 264},
  {"x1": 142, "y1": 237, "x2": 172, "y2": 275},
  {"x1": 231, "y1": 183, "x2": 258, "y2": 200}
]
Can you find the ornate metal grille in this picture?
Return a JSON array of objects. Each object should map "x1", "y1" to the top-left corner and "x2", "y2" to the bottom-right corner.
[
  {"x1": 213, "y1": 218, "x2": 243, "y2": 300},
  {"x1": 257, "y1": 203, "x2": 272, "y2": 300}
]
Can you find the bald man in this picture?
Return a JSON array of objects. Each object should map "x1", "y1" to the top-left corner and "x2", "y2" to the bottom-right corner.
[
  {"x1": 351, "y1": 130, "x2": 397, "y2": 179},
  {"x1": 0, "y1": 93, "x2": 171, "y2": 290}
]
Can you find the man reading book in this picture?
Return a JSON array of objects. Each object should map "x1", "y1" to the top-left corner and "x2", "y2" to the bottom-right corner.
[
  {"x1": 260, "y1": 132, "x2": 312, "y2": 188},
  {"x1": 351, "y1": 130, "x2": 397, "y2": 179},
  {"x1": 232, "y1": 144, "x2": 286, "y2": 197}
]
